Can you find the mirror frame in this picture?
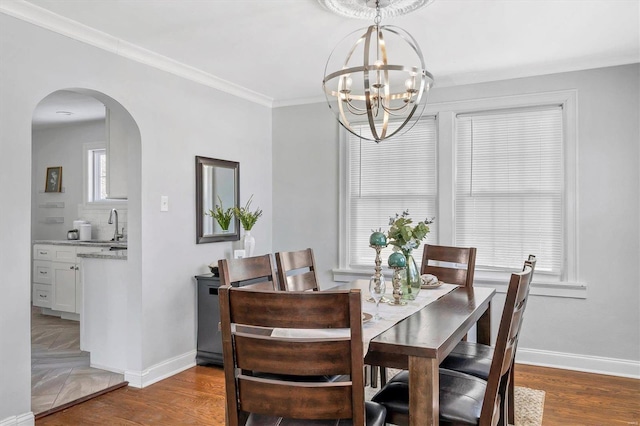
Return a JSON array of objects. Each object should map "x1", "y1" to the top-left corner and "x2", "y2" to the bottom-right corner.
[{"x1": 195, "y1": 156, "x2": 240, "y2": 244}]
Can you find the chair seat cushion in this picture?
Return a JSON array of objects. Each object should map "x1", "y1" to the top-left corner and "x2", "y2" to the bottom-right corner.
[
  {"x1": 245, "y1": 401, "x2": 387, "y2": 426},
  {"x1": 371, "y1": 369, "x2": 486, "y2": 426},
  {"x1": 440, "y1": 341, "x2": 493, "y2": 380}
]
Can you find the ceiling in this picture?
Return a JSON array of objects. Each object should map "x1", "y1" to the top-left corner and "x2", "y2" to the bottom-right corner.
[{"x1": 18, "y1": 0, "x2": 639, "y2": 126}]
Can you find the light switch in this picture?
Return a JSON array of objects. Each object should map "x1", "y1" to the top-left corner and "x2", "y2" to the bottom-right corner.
[{"x1": 160, "y1": 195, "x2": 169, "y2": 212}]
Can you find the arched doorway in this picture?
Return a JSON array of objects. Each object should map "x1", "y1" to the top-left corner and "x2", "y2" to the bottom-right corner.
[{"x1": 30, "y1": 88, "x2": 141, "y2": 416}]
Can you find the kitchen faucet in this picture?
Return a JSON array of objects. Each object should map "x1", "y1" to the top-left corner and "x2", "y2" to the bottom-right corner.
[{"x1": 108, "y1": 208, "x2": 124, "y2": 241}]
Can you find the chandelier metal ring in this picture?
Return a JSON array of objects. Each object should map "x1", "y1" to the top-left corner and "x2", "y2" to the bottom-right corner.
[{"x1": 322, "y1": 22, "x2": 434, "y2": 142}]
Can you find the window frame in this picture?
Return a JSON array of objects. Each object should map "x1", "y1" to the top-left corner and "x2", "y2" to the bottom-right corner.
[
  {"x1": 82, "y1": 142, "x2": 122, "y2": 206},
  {"x1": 336, "y1": 90, "x2": 584, "y2": 298}
]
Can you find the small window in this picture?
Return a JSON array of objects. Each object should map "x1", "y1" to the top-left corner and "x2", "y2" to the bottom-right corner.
[{"x1": 87, "y1": 147, "x2": 107, "y2": 202}]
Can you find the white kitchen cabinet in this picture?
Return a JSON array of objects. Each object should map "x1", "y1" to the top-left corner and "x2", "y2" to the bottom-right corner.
[
  {"x1": 51, "y1": 261, "x2": 77, "y2": 312},
  {"x1": 105, "y1": 107, "x2": 130, "y2": 199},
  {"x1": 32, "y1": 244, "x2": 102, "y2": 316}
]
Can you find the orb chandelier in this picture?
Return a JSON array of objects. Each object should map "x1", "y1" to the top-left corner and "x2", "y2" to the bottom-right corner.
[{"x1": 322, "y1": 0, "x2": 434, "y2": 143}]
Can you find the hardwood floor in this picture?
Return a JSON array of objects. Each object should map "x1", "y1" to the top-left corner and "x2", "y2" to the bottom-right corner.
[
  {"x1": 36, "y1": 364, "x2": 639, "y2": 425},
  {"x1": 515, "y1": 364, "x2": 639, "y2": 426}
]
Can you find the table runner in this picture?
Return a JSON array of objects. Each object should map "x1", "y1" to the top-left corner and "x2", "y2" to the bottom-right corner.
[{"x1": 271, "y1": 283, "x2": 458, "y2": 355}]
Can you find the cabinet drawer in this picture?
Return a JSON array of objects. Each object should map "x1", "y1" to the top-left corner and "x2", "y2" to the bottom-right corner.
[
  {"x1": 33, "y1": 260, "x2": 52, "y2": 284},
  {"x1": 53, "y1": 246, "x2": 77, "y2": 262},
  {"x1": 34, "y1": 245, "x2": 53, "y2": 260},
  {"x1": 33, "y1": 284, "x2": 51, "y2": 308}
]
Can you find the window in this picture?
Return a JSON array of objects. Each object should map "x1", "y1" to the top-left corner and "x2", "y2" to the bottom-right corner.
[
  {"x1": 455, "y1": 107, "x2": 564, "y2": 276},
  {"x1": 344, "y1": 118, "x2": 438, "y2": 268},
  {"x1": 83, "y1": 142, "x2": 109, "y2": 203},
  {"x1": 339, "y1": 90, "x2": 577, "y2": 287}
]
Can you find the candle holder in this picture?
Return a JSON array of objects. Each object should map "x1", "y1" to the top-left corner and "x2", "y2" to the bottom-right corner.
[
  {"x1": 387, "y1": 252, "x2": 407, "y2": 306},
  {"x1": 368, "y1": 243, "x2": 390, "y2": 303},
  {"x1": 368, "y1": 230, "x2": 390, "y2": 303},
  {"x1": 388, "y1": 265, "x2": 407, "y2": 306}
]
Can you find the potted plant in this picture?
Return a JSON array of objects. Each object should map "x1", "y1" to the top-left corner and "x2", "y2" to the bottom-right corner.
[
  {"x1": 387, "y1": 210, "x2": 434, "y2": 300},
  {"x1": 234, "y1": 195, "x2": 263, "y2": 256}
]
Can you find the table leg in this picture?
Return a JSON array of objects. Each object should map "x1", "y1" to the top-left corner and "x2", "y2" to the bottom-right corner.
[
  {"x1": 477, "y1": 301, "x2": 492, "y2": 345},
  {"x1": 409, "y1": 355, "x2": 439, "y2": 426}
]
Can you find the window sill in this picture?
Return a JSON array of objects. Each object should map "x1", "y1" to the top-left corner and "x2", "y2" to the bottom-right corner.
[{"x1": 332, "y1": 268, "x2": 587, "y2": 299}]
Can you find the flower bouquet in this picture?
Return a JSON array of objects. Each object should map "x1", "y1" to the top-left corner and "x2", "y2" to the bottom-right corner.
[{"x1": 387, "y1": 210, "x2": 434, "y2": 300}]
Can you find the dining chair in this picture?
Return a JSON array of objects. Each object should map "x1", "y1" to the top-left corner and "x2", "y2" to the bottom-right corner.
[
  {"x1": 218, "y1": 254, "x2": 279, "y2": 291},
  {"x1": 371, "y1": 259, "x2": 535, "y2": 426},
  {"x1": 420, "y1": 244, "x2": 477, "y2": 287},
  {"x1": 275, "y1": 248, "x2": 319, "y2": 292},
  {"x1": 219, "y1": 285, "x2": 387, "y2": 426},
  {"x1": 439, "y1": 255, "x2": 536, "y2": 424}
]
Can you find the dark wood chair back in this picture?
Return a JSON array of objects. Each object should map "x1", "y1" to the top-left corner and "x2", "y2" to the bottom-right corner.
[
  {"x1": 480, "y1": 262, "x2": 534, "y2": 424},
  {"x1": 218, "y1": 254, "x2": 278, "y2": 291},
  {"x1": 275, "y1": 248, "x2": 319, "y2": 292},
  {"x1": 420, "y1": 244, "x2": 477, "y2": 287},
  {"x1": 219, "y1": 286, "x2": 366, "y2": 425}
]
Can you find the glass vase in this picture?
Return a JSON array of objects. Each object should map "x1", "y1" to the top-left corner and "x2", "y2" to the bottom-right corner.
[{"x1": 400, "y1": 252, "x2": 420, "y2": 300}]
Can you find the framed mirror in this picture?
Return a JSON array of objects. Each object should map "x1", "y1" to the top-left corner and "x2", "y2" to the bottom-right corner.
[{"x1": 196, "y1": 156, "x2": 240, "y2": 243}]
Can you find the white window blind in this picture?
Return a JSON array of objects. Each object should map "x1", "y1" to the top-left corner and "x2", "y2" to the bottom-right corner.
[
  {"x1": 455, "y1": 106, "x2": 564, "y2": 275},
  {"x1": 348, "y1": 118, "x2": 438, "y2": 268}
]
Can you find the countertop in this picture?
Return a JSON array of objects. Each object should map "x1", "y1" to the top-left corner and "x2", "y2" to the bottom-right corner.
[
  {"x1": 34, "y1": 239, "x2": 128, "y2": 248},
  {"x1": 77, "y1": 250, "x2": 128, "y2": 260},
  {"x1": 34, "y1": 240, "x2": 128, "y2": 260}
]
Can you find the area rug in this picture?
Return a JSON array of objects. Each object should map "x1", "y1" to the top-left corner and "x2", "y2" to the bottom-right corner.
[
  {"x1": 365, "y1": 369, "x2": 545, "y2": 426},
  {"x1": 514, "y1": 385, "x2": 545, "y2": 426}
]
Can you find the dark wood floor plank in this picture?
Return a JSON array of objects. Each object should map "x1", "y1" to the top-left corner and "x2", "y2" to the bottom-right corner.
[
  {"x1": 37, "y1": 364, "x2": 639, "y2": 425},
  {"x1": 514, "y1": 364, "x2": 640, "y2": 425}
]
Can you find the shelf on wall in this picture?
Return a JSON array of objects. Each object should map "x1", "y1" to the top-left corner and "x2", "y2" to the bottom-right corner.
[
  {"x1": 38, "y1": 202, "x2": 65, "y2": 208},
  {"x1": 40, "y1": 217, "x2": 64, "y2": 224}
]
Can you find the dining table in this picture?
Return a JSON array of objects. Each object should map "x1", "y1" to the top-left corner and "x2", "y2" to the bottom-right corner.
[{"x1": 333, "y1": 279, "x2": 496, "y2": 426}]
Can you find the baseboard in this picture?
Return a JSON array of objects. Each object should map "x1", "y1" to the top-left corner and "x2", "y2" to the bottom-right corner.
[
  {"x1": 124, "y1": 350, "x2": 196, "y2": 388},
  {"x1": 88, "y1": 362, "x2": 125, "y2": 375},
  {"x1": 517, "y1": 347, "x2": 640, "y2": 379},
  {"x1": 0, "y1": 412, "x2": 34, "y2": 426}
]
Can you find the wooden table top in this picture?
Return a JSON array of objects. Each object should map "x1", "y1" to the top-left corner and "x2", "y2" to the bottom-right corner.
[{"x1": 334, "y1": 279, "x2": 495, "y2": 366}]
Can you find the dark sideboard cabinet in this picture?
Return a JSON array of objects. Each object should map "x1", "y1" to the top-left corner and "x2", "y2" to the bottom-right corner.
[
  {"x1": 195, "y1": 274, "x2": 265, "y2": 366},
  {"x1": 195, "y1": 274, "x2": 224, "y2": 366}
]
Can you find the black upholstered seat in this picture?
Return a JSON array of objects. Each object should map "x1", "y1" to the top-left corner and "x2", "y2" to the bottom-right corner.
[
  {"x1": 440, "y1": 340, "x2": 493, "y2": 380},
  {"x1": 372, "y1": 369, "x2": 486, "y2": 426}
]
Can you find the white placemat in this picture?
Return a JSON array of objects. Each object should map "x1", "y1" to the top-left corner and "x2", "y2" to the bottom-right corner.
[{"x1": 271, "y1": 283, "x2": 457, "y2": 355}]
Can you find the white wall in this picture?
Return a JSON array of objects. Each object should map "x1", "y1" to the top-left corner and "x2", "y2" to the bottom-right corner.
[
  {"x1": 273, "y1": 64, "x2": 640, "y2": 374},
  {"x1": 0, "y1": 13, "x2": 272, "y2": 423},
  {"x1": 31, "y1": 120, "x2": 105, "y2": 241},
  {"x1": 272, "y1": 102, "x2": 340, "y2": 287}
]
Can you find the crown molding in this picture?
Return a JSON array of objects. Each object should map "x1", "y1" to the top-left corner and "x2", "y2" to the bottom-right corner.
[{"x1": 0, "y1": 0, "x2": 274, "y2": 108}]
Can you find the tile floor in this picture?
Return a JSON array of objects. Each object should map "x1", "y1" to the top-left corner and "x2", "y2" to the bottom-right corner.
[{"x1": 31, "y1": 306, "x2": 125, "y2": 415}]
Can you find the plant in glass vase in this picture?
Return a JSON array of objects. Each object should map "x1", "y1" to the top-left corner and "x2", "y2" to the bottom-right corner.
[
  {"x1": 233, "y1": 195, "x2": 263, "y2": 257},
  {"x1": 387, "y1": 210, "x2": 434, "y2": 300}
]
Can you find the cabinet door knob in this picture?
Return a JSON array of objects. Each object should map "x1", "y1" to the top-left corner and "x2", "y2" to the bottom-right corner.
[
  {"x1": 75, "y1": 266, "x2": 80, "y2": 271},
  {"x1": 70, "y1": 266, "x2": 75, "y2": 270}
]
